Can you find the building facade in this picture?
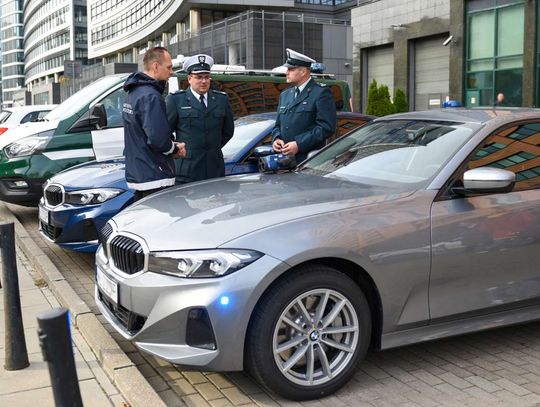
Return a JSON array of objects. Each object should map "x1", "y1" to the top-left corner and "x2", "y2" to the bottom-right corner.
[
  {"x1": 352, "y1": 0, "x2": 536, "y2": 111},
  {"x1": 23, "y1": 0, "x2": 90, "y2": 104},
  {"x1": 86, "y1": 0, "x2": 355, "y2": 85},
  {"x1": 1, "y1": 0, "x2": 24, "y2": 107}
]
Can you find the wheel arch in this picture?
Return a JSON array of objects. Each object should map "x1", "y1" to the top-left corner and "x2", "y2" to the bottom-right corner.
[{"x1": 244, "y1": 256, "x2": 383, "y2": 369}]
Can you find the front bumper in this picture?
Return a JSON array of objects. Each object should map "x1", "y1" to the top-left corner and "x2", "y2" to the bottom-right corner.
[
  {"x1": 0, "y1": 177, "x2": 46, "y2": 206},
  {"x1": 38, "y1": 192, "x2": 134, "y2": 252},
  {"x1": 94, "y1": 245, "x2": 287, "y2": 371}
]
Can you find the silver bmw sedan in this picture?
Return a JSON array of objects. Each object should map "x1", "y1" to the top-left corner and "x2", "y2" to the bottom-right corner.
[{"x1": 95, "y1": 109, "x2": 540, "y2": 400}]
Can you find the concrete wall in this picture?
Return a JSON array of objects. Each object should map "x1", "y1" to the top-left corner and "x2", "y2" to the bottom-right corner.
[{"x1": 352, "y1": 0, "x2": 451, "y2": 112}]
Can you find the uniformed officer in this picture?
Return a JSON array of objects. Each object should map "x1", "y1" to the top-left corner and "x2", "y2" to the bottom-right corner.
[
  {"x1": 165, "y1": 54, "x2": 234, "y2": 184},
  {"x1": 272, "y1": 48, "x2": 337, "y2": 163}
]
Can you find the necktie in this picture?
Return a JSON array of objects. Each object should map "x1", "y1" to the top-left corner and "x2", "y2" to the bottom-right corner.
[
  {"x1": 295, "y1": 87, "x2": 300, "y2": 99},
  {"x1": 199, "y1": 94, "x2": 206, "y2": 109}
]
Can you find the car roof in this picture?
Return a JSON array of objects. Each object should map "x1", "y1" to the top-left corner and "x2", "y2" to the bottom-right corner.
[
  {"x1": 4, "y1": 105, "x2": 57, "y2": 113},
  {"x1": 238, "y1": 111, "x2": 376, "y2": 121},
  {"x1": 379, "y1": 108, "x2": 540, "y2": 124}
]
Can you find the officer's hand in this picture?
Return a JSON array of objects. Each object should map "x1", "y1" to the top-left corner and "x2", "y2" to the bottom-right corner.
[
  {"x1": 273, "y1": 139, "x2": 284, "y2": 152},
  {"x1": 173, "y1": 142, "x2": 187, "y2": 158},
  {"x1": 282, "y1": 141, "x2": 299, "y2": 156}
]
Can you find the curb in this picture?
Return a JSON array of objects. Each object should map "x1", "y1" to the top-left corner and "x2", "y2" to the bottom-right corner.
[{"x1": 0, "y1": 202, "x2": 166, "y2": 407}]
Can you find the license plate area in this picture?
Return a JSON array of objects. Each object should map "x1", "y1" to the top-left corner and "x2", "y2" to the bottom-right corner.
[
  {"x1": 96, "y1": 267, "x2": 118, "y2": 305},
  {"x1": 38, "y1": 206, "x2": 49, "y2": 224}
]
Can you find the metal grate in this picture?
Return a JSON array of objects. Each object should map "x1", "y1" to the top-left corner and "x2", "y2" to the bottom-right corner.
[
  {"x1": 98, "y1": 291, "x2": 146, "y2": 334},
  {"x1": 109, "y1": 235, "x2": 145, "y2": 275},
  {"x1": 40, "y1": 221, "x2": 62, "y2": 240},
  {"x1": 44, "y1": 184, "x2": 63, "y2": 206}
]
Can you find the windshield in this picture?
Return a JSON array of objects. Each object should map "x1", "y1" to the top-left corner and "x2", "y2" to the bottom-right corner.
[
  {"x1": 44, "y1": 75, "x2": 126, "y2": 122},
  {"x1": 300, "y1": 120, "x2": 474, "y2": 188},
  {"x1": 222, "y1": 117, "x2": 275, "y2": 159},
  {"x1": 0, "y1": 111, "x2": 12, "y2": 124}
]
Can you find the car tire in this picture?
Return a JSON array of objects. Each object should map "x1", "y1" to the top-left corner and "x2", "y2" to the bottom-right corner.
[{"x1": 245, "y1": 264, "x2": 371, "y2": 400}]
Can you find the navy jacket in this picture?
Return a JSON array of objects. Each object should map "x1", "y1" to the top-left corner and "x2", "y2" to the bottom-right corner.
[
  {"x1": 272, "y1": 79, "x2": 337, "y2": 162},
  {"x1": 122, "y1": 72, "x2": 176, "y2": 191},
  {"x1": 165, "y1": 89, "x2": 234, "y2": 184}
]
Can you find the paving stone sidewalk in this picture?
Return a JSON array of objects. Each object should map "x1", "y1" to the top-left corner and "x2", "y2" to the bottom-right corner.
[
  {"x1": 8, "y1": 203, "x2": 540, "y2": 407},
  {"x1": 0, "y1": 239, "x2": 127, "y2": 406}
]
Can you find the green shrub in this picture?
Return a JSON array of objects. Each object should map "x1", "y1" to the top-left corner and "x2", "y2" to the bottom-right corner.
[
  {"x1": 365, "y1": 79, "x2": 401, "y2": 116},
  {"x1": 393, "y1": 88, "x2": 408, "y2": 113},
  {"x1": 365, "y1": 79, "x2": 379, "y2": 116}
]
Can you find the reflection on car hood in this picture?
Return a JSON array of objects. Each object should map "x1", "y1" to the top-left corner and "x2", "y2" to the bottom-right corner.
[
  {"x1": 112, "y1": 172, "x2": 414, "y2": 250},
  {"x1": 50, "y1": 158, "x2": 127, "y2": 189}
]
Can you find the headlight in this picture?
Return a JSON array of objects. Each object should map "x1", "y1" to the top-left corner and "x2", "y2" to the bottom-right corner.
[
  {"x1": 3, "y1": 130, "x2": 54, "y2": 158},
  {"x1": 148, "y1": 249, "x2": 262, "y2": 278},
  {"x1": 65, "y1": 188, "x2": 124, "y2": 205}
]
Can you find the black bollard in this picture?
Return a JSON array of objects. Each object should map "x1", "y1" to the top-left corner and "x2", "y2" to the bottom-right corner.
[
  {"x1": 37, "y1": 308, "x2": 83, "y2": 407},
  {"x1": 1, "y1": 222, "x2": 29, "y2": 370}
]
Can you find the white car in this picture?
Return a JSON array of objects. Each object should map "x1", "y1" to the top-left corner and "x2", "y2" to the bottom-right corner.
[{"x1": 0, "y1": 105, "x2": 57, "y2": 136}]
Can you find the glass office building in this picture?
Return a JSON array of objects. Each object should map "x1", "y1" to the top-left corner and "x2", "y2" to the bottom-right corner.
[
  {"x1": 24, "y1": 0, "x2": 89, "y2": 103},
  {"x1": 1, "y1": 0, "x2": 24, "y2": 107}
]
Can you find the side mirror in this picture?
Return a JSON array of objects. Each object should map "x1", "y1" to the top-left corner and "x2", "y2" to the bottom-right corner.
[
  {"x1": 89, "y1": 104, "x2": 108, "y2": 129},
  {"x1": 454, "y1": 167, "x2": 515, "y2": 195},
  {"x1": 67, "y1": 103, "x2": 108, "y2": 133},
  {"x1": 252, "y1": 145, "x2": 275, "y2": 157}
]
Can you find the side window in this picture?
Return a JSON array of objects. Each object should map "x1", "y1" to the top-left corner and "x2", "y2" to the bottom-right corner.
[
  {"x1": 99, "y1": 88, "x2": 126, "y2": 128},
  {"x1": 37, "y1": 111, "x2": 50, "y2": 120},
  {"x1": 21, "y1": 111, "x2": 39, "y2": 123},
  {"x1": 467, "y1": 121, "x2": 540, "y2": 191}
]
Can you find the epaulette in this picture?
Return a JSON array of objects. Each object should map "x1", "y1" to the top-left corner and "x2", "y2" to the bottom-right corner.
[
  {"x1": 318, "y1": 83, "x2": 327, "y2": 87},
  {"x1": 211, "y1": 90, "x2": 227, "y2": 95},
  {"x1": 173, "y1": 89, "x2": 186, "y2": 94}
]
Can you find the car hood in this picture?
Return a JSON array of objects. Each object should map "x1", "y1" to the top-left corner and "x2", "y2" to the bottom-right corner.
[
  {"x1": 0, "y1": 120, "x2": 59, "y2": 149},
  {"x1": 49, "y1": 158, "x2": 127, "y2": 190},
  {"x1": 111, "y1": 172, "x2": 414, "y2": 251}
]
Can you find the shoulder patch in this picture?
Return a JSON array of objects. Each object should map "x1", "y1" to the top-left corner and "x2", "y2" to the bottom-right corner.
[{"x1": 211, "y1": 90, "x2": 227, "y2": 95}]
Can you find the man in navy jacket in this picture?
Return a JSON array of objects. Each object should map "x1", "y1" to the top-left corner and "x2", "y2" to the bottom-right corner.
[
  {"x1": 272, "y1": 49, "x2": 336, "y2": 163},
  {"x1": 122, "y1": 47, "x2": 185, "y2": 201}
]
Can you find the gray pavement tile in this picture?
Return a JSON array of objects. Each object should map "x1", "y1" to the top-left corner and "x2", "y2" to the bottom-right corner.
[{"x1": 0, "y1": 385, "x2": 54, "y2": 407}]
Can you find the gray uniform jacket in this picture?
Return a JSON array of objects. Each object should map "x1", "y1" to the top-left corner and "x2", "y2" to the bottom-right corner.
[
  {"x1": 166, "y1": 89, "x2": 234, "y2": 184},
  {"x1": 272, "y1": 79, "x2": 337, "y2": 163}
]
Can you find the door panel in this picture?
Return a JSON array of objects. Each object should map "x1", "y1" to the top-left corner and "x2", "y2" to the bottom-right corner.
[
  {"x1": 430, "y1": 121, "x2": 540, "y2": 320},
  {"x1": 430, "y1": 191, "x2": 540, "y2": 319}
]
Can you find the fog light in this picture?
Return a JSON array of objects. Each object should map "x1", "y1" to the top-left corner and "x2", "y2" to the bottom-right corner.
[
  {"x1": 7, "y1": 180, "x2": 28, "y2": 189},
  {"x1": 186, "y1": 308, "x2": 217, "y2": 350}
]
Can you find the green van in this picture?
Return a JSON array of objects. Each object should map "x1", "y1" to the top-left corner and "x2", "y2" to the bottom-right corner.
[{"x1": 0, "y1": 71, "x2": 352, "y2": 206}]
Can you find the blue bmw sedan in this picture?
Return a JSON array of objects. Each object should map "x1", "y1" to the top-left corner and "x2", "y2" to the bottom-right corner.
[{"x1": 38, "y1": 112, "x2": 373, "y2": 252}]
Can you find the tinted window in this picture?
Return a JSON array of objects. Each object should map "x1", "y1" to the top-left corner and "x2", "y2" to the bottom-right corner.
[
  {"x1": 468, "y1": 121, "x2": 540, "y2": 190},
  {"x1": 99, "y1": 87, "x2": 126, "y2": 128},
  {"x1": 21, "y1": 112, "x2": 39, "y2": 123}
]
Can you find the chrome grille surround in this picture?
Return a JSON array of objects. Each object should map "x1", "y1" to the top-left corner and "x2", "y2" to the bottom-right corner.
[
  {"x1": 106, "y1": 231, "x2": 148, "y2": 277},
  {"x1": 43, "y1": 183, "x2": 64, "y2": 207}
]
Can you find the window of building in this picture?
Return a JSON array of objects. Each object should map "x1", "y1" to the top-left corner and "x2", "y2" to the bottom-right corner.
[
  {"x1": 468, "y1": 122, "x2": 540, "y2": 190},
  {"x1": 465, "y1": 0, "x2": 524, "y2": 107}
]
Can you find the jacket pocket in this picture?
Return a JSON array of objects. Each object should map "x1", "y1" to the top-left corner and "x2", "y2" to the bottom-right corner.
[{"x1": 179, "y1": 109, "x2": 199, "y2": 118}]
